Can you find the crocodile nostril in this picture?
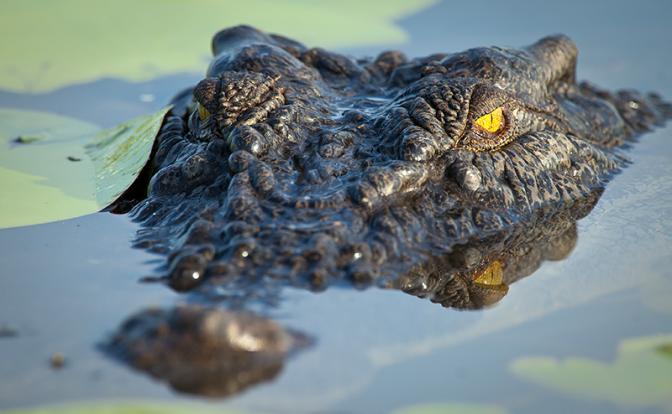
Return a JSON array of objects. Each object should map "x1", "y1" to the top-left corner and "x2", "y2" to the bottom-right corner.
[
  {"x1": 448, "y1": 159, "x2": 482, "y2": 193},
  {"x1": 526, "y1": 34, "x2": 578, "y2": 85}
]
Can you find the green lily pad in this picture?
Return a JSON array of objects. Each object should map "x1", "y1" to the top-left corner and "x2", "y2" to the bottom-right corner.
[
  {"x1": 510, "y1": 334, "x2": 672, "y2": 408},
  {"x1": 0, "y1": 0, "x2": 437, "y2": 93},
  {"x1": 657, "y1": 343, "x2": 672, "y2": 359},
  {"x1": 85, "y1": 107, "x2": 170, "y2": 206},
  {"x1": 0, "y1": 107, "x2": 170, "y2": 229},
  {"x1": 390, "y1": 402, "x2": 507, "y2": 414},
  {"x1": 0, "y1": 401, "x2": 247, "y2": 414}
]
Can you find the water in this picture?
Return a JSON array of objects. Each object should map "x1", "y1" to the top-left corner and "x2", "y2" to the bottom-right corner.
[{"x1": 1, "y1": 1, "x2": 672, "y2": 413}]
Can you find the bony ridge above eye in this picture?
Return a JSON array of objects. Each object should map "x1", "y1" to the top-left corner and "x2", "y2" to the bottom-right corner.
[{"x1": 474, "y1": 107, "x2": 505, "y2": 134}]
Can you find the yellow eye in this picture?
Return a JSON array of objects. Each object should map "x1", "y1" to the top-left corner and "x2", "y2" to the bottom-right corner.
[
  {"x1": 474, "y1": 107, "x2": 505, "y2": 134},
  {"x1": 473, "y1": 260, "x2": 504, "y2": 286},
  {"x1": 198, "y1": 103, "x2": 210, "y2": 121}
]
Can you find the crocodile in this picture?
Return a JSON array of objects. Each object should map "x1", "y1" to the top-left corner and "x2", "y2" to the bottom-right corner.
[{"x1": 126, "y1": 25, "x2": 671, "y2": 302}]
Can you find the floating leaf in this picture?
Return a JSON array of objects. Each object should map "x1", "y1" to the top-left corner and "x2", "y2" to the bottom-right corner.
[
  {"x1": 0, "y1": 109, "x2": 99, "y2": 228},
  {"x1": 510, "y1": 334, "x2": 672, "y2": 408},
  {"x1": 390, "y1": 402, "x2": 507, "y2": 414},
  {"x1": 657, "y1": 343, "x2": 672, "y2": 359},
  {"x1": 0, "y1": 401, "x2": 248, "y2": 414},
  {"x1": 0, "y1": 0, "x2": 437, "y2": 93},
  {"x1": 14, "y1": 135, "x2": 45, "y2": 144},
  {"x1": 0, "y1": 107, "x2": 169, "y2": 229},
  {"x1": 86, "y1": 106, "x2": 170, "y2": 205}
]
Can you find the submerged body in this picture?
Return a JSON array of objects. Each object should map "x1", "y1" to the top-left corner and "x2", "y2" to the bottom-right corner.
[{"x1": 127, "y1": 25, "x2": 671, "y2": 304}]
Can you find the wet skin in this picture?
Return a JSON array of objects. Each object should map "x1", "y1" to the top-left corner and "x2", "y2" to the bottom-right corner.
[
  {"x1": 128, "y1": 25, "x2": 671, "y2": 298},
  {"x1": 106, "y1": 26, "x2": 671, "y2": 397}
]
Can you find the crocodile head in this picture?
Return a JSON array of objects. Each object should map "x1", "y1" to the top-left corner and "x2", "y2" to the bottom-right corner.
[{"x1": 129, "y1": 26, "x2": 671, "y2": 298}]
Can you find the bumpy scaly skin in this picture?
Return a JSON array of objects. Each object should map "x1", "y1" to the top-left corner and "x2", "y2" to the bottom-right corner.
[{"x1": 129, "y1": 26, "x2": 671, "y2": 298}]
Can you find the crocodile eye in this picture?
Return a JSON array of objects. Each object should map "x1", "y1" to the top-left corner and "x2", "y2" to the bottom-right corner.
[
  {"x1": 473, "y1": 260, "x2": 504, "y2": 286},
  {"x1": 474, "y1": 107, "x2": 505, "y2": 134},
  {"x1": 198, "y1": 103, "x2": 210, "y2": 121}
]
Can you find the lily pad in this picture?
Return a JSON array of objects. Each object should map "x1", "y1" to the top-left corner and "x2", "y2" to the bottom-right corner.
[
  {"x1": 510, "y1": 334, "x2": 672, "y2": 408},
  {"x1": 0, "y1": 107, "x2": 170, "y2": 229},
  {"x1": 657, "y1": 343, "x2": 672, "y2": 360},
  {"x1": 0, "y1": 0, "x2": 437, "y2": 93},
  {"x1": 85, "y1": 107, "x2": 170, "y2": 206},
  {"x1": 0, "y1": 401, "x2": 247, "y2": 414}
]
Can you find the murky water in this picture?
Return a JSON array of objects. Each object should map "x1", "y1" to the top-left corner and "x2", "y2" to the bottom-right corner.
[{"x1": 1, "y1": 1, "x2": 672, "y2": 413}]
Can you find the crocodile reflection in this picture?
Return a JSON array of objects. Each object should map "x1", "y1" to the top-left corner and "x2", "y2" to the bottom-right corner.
[
  {"x1": 104, "y1": 305, "x2": 311, "y2": 398},
  {"x1": 390, "y1": 191, "x2": 594, "y2": 310},
  {"x1": 186, "y1": 189, "x2": 597, "y2": 311},
  {"x1": 106, "y1": 191, "x2": 596, "y2": 398}
]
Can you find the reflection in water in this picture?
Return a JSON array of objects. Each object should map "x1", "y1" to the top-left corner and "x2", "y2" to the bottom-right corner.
[
  {"x1": 105, "y1": 190, "x2": 601, "y2": 399},
  {"x1": 103, "y1": 305, "x2": 310, "y2": 397},
  {"x1": 170, "y1": 191, "x2": 598, "y2": 313},
  {"x1": 392, "y1": 192, "x2": 595, "y2": 310}
]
